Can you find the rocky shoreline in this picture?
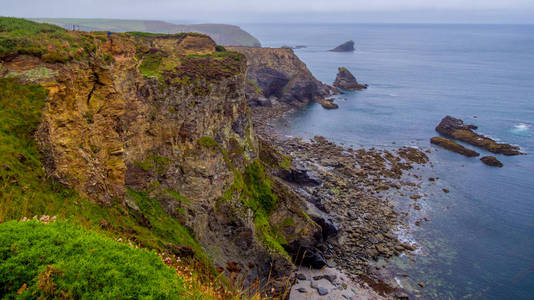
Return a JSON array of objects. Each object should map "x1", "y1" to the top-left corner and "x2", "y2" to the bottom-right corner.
[{"x1": 251, "y1": 104, "x2": 435, "y2": 299}]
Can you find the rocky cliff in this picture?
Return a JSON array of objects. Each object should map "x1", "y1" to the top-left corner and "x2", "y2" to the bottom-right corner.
[
  {"x1": 0, "y1": 18, "x2": 323, "y2": 293},
  {"x1": 227, "y1": 46, "x2": 337, "y2": 107}
]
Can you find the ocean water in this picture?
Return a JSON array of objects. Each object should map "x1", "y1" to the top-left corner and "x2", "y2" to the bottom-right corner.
[{"x1": 240, "y1": 23, "x2": 534, "y2": 299}]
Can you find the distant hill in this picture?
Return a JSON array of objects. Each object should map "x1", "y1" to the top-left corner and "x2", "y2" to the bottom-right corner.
[{"x1": 30, "y1": 18, "x2": 261, "y2": 47}]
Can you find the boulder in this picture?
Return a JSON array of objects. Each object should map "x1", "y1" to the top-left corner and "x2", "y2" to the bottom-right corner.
[
  {"x1": 435, "y1": 116, "x2": 522, "y2": 155},
  {"x1": 320, "y1": 99, "x2": 339, "y2": 109},
  {"x1": 333, "y1": 67, "x2": 368, "y2": 91},
  {"x1": 330, "y1": 40, "x2": 355, "y2": 52},
  {"x1": 430, "y1": 137, "x2": 480, "y2": 157},
  {"x1": 480, "y1": 156, "x2": 503, "y2": 167}
]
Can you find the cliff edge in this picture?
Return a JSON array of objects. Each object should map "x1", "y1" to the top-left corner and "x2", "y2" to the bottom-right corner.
[
  {"x1": 227, "y1": 46, "x2": 337, "y2": 107},
  {"x1": 0, "y1": 17, "x2": 325, "y2": 296}
]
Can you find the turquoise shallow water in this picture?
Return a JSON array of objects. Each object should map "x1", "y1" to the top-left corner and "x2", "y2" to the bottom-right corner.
[{"x1": 241, "y1": 23, "x2": 534, "y2": 299}]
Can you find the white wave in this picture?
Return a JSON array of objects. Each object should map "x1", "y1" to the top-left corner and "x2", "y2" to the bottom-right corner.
[{"x1": 513, "y1": 123, "x2": 530, "y2": 131}]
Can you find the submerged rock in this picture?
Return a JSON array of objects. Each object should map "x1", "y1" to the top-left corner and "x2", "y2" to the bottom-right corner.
[
  {"x1": 480, "y1": 156, "x2": 503, "y2": 167},
  {"x1": 333, "y1": 67, "x2": 368, "y2": 91},
  {"x1": 435, "y1": 116, "x2": 523, "y2": 155},
  {"x1": 430, "y1": 136, "x2": 480, "y2": 157},
  {"x1": 330, "y1": 40, "x2": 355, "y2": 52}
]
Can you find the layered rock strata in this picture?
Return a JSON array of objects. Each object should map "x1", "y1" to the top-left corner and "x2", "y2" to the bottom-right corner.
[
  {"x1": 430, "y1": 137, "x2": 480, "y2": 157},
  {"x1": 436, "y1": 116, "x2": 523, "y2": 155}
]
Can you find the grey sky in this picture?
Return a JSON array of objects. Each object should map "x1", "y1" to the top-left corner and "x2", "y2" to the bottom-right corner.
[{"x1": 3, "y1": 0, "x2": 534, "y2": 23}]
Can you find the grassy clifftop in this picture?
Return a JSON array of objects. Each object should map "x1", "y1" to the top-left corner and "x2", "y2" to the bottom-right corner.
[
  {"x1": 0, "y1": 220, "x2": 211, "y2": 299},
  {"x1": 31, "y1": 18, "x2": 261, "y2": 47}
]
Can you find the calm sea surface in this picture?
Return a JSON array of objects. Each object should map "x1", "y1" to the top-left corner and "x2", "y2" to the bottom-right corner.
[{"x1": 240, "y1": 23, "x2": 534, "y2": 299}]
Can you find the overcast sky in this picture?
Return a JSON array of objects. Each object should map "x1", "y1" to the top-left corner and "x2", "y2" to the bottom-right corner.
[{"x1": 3, "y1": 0, "x2": 534, "y2": 23}]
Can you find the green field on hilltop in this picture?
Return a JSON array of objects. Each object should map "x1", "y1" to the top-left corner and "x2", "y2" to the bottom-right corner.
[{"x1": 31, "y1": 18, "x2": 261, "y2": 46}]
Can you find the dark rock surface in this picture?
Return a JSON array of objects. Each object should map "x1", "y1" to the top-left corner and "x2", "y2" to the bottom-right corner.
[
  {"x1": 227, "y1": 46, "x2": 338, "y2": 106},
  {"x1": 430, "y1": 136, "x2": 480, "y2": 157},
  {"x1": 330, "y1": 40, "x2": 355, "y2": 52},
  {"x1": 333, "y1": 67, "x2": 368, "y2": 91},
  {"x1": 320, "y1": 99, "x2": 339, "y2": 109},
  {"x1": 480, "y1": 156, "x2": 503, "y2": 167},
  {"x1": 435, "y1": 116, "x2": 523, "y2": 155}
]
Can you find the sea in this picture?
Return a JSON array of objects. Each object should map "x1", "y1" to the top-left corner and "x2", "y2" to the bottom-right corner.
[{"x1": 240, "y1": 23, "x2": 534, "y2": 299}]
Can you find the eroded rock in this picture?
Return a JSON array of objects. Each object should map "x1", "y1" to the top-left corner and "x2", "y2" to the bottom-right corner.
[
  {"x1": 333, "y1": 67, "x2": 368, "y2": 91},
  {"x1": 435, "y1": 116, "x2": 522, "y2": 155},
  {"x1": 430, "y1": 136, "x2": 480, "y2": 157},
  {"x1": 480, "y1": 156, "x2": 503, "y2": 167}
]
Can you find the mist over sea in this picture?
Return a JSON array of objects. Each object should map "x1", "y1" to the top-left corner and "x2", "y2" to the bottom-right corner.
[{"x1": 241, "y1": 23, "x2": 534, "y2": 299}]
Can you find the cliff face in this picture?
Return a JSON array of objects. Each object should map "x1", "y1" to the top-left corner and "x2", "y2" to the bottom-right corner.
[
  {"x1": 1, "y1": 22, "x2": 321, "y2": 287},
  {"x1": 227, "y1": 46, "x2": 335, "y2": 106}
]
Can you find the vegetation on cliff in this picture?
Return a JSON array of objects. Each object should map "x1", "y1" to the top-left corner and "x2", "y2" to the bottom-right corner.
[
  {"x1": 0, "y1": 220, "x2": 208, "y2": 299},
  {"x1": 198, "y1": 136, "x2": 288, "y2": 257},
  {"x1": 0, "y1": 77, "x2": 222, "y2": 298},
  {"x1": 0, "y1": 17, "x2": 314, "y2": 298}
]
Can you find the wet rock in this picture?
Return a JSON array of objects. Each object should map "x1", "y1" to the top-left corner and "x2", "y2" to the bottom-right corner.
[
  {"x1": 435, "y1": 116, "x2": 522, "y2": 155},
  {"x1": 286, "y1": 242, "x2": 327, "y2": 269},
  {"x1": 313, "y1": 274, "x2": 337, "y2": 284},
  {"x1": 430, "y1": 136, "x2": 480, "y2": 157},
  {"x1": 418, "y1": 282, "x2": 425, "y2": 288},
  {"x1": 397, "y1": 147, "x2": 429, "y2": 164},
  {"x1": 278, "y1": 167, "x2": 320, "y2": 186},
  {"x1": 320, "y1": 99, "x2": 339, "y2": 109},
  {"x1": 316, "y1": 286, "x2": 329, "y2": 296},
  {"x1": 480, "y1": 156, "x2": 503, "y2": 167},
  {"x1": 330, "y1": 40, "x2": 355, "y2": 52},
  {"x1": 333, "y1": 67, "x2": 368, "y2": 91}
]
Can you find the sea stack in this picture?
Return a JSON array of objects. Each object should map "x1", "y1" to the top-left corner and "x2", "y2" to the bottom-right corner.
[
  {"x1": 330, "y1": 40, "x2": 355, "y2": 52},
  {"x1": 333, "y1": 67, "x2": 368, "y2": 91}
]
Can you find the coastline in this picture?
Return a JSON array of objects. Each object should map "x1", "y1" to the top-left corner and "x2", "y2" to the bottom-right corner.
[{"x1": 252, "y1": 102, "x2": 436, "y2": 299}]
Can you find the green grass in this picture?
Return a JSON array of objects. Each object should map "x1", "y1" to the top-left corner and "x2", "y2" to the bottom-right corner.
[
  {"x1": 138, "y1": 51, "x2": 165, "y2": 79},
  {"x1": 31, "y1": 18, "x2": 261, "y2": 47},
  {"x1": 0, "y1": 220, "x2": 206, "y2": 299}
]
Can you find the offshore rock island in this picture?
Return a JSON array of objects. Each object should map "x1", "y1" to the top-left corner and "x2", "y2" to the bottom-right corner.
[{"x1": 0, "y1": 17, "x2": 434, "y2": 299}]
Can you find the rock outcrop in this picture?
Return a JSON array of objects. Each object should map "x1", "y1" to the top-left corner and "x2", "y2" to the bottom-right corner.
[
  {"x1": 227, "y1": 46, "x2": 338, "y2": 106},
  {"x1": 480, "y1": 156, "x2": 503, "y2": 167},
  {"x1": 329, "y1": 40, "x2": 355, "y2": 52},
  {"x1": 1, "y1": 24, "x2": 323, "y2": 289},
  {"x1": 436, "y1": 116, "x2": 523, "y2": 155},
  {"x1": 320, "y1": 99, "x2": 339, "y2": 109},
  {"x1": 430, "y1": 137, "x2": 480, "y2": 157},
  {"x1": 333, "y1": 67, "x2": 368, "y2": 91}
]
